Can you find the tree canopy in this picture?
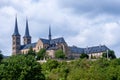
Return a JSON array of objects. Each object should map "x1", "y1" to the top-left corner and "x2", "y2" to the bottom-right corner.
[
  {"x1": 41, "y1": 58, "x2": 120, "y2": 80},
  {"x1": 27, "y1": 46, "x2": 36, "y2": 56},
  {"x1": 55, "y1": 49, "x2": 65, "y2": 59},
  {"x1": 37, "y1": 48, "x2": 46, "y2": 60},
  {"x1": 102, "y1": 50, "x2": 116, "y2": 59},
  {"x1": 0, "y1": 55, "x2": 45, "y2": 80},
  {"x1": 0, "y1": 53, "x2": 3, "y2": 62},
  {"x1": 80, "y1": 53, "x2": 89, "y2": 59},
  {"x1": 0, "y1": 49, "x2": 119, "y2": 80}
]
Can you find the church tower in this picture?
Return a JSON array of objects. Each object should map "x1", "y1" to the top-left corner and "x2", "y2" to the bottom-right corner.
[
  {"x1": 12, "y1": 16, "x2": 21, "y2": 55},
  {"x1": 49, "y1": 25, "x2": 52, "y2": 41},
  {"x1": 23, "y1": 18, "x2": 31, "y2": 45}
]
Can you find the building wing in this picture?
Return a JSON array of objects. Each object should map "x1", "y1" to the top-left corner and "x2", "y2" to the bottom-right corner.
[
  {"x1": 84, "y1": 45, "x2": 109, "y2": 54},
  {"x1": 69, "y1": 46, "x2": 84, "y2": 54}
]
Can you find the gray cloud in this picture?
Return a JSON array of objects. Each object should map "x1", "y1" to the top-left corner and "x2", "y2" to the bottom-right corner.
[
  {"x1": 0, "y1": 0, "x2": 120, "y2": 57},
  {"x1": 58, "y1": 0, "x2": 120, "y2": 17}
]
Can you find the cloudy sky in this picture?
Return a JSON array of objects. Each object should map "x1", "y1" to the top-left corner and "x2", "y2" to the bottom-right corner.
[{"x1": 0, "y1": 0, "x2": 120, "y2": 57}]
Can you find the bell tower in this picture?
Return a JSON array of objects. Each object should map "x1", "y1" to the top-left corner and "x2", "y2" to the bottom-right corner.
[
  {"x1": 23, "y1": 18, "x2": 31, "y2": 45},
  {"x1": 12, "y1": 16, "x2": 21, "y2": 55}
]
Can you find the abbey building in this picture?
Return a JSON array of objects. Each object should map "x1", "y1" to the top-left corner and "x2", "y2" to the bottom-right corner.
[{"x1": 12, "y1": 17, "x2": 110, "y2": 59}]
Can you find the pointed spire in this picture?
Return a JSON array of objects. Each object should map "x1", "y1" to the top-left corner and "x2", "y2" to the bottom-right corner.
[
  {"x1": 13, "y1": 16, "x2": 20, "y2": 36},
  {"x1": 24, "y1": 18, "x2": 31, "y2": 38},
  {"x1": 49, "y1": 25, "x2": 52, "y2": 41}
]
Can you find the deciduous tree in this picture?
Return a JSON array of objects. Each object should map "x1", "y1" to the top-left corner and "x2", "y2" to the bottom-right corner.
[
  {"x1": 37, "y1": 48, "x2": 46, "y2": 60},
  {"x1": 102, "y1": 50, "x2": 116, "y2": 59},
  {"x1": 27, "y1": 46, "x2": 36, "y2": 56},
  {"x1": 55, "y1": 49, "x2": 65, "y2": 59},
  {"x1": 0, "y1": 55, "x2": 45, "y2": 80},
  {"x1": 80, "y1": 53, "x2": 89, "y2": 59},
  {"x1": 0, "y1": 53, "x2": 3, "y2": 62}
]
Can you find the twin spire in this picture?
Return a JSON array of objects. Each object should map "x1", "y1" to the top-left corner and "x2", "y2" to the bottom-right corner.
[
  {"x1": 13, "y1": 16, "x2": 20, "y2": 36},
  {"x1": 24, "y1": 18, "x2": 31, "y2": 38},
  {"x1": 13, "y1": 16, "x2": 30, "y2": 38},
  {"x1": 13, "y1": 16, "x2": 52, "y2": 44}
]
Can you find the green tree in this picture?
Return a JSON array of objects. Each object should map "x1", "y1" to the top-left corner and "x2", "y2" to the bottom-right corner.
[
  {"x1": 55, "y1": 49, "x2": 65, "y2": 59},
  {"x1": 0, "y1": 53, "x2": 3, "y2": 62},
  {"x1": 0, "y1": 55, "x2": 45, "y2": 80},
  {"x1": 41, "y1": 57, "x2": 120, "y2": 80},
  {"x1": 80, "y1": 53, "x2": 89, "y2": 59},
  {"x1": 42, "y1": 59, "x2": 59, "y2": 71},
  {"x1": 37, "y1": 48, "x2": 46, "y2": 60},
  {"x1": 27, "y1": 46, "x2": 36, "y2": 56},
  {"x1": 102, "y1": 50, "x2": 116, "y2": 59}
]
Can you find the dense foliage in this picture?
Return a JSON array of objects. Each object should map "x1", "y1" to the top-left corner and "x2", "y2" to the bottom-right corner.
[
  {"x1": 41, "y1": 58, "x2": 120, "y2": 80},
  {"x1": 0, "y1": 50, "x2": 119, "y2": 80},
  {"x1": 80, "y1": 53, "x2": 89, "y2": 59},
  {"x1": 37, "y1": 48, "x2": 46, "y2": 60},
  {"x1": 27, "y1": 46, "x2": 36, "y2": 56},
  {"x1": 55, "y1": 49, "x2": 65, "y2": 59},
  {"x1": 0, "y1": 55, "x2": 45, "y2": 80},
  {"x1": 102, "y1": 50, "x2": 116, "y2": 59},
  {"x1": 0, "y1": 53, "x2": 3, "y2": 62}
]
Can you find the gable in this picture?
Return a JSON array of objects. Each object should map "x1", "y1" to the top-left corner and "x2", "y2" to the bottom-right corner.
[{"x1": 36, "y1": 39, "x2": 44, "y2": 48}]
